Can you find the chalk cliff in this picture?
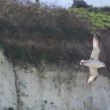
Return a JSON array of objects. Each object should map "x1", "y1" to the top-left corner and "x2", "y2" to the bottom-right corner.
[{"x1": 0, "y1": 48, "x2": 110, "y2": 110}]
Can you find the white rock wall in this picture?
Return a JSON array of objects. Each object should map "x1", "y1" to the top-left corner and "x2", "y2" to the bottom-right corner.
[
  {"x1": 15, "y1": 66, "x2": 110, "y2": 110},
  {"x1": 0, "y1": 49, "x2": 17, "y2": 110},
  {"x1": 0, "y1": 49, "x2": 110, "y2": 110}
]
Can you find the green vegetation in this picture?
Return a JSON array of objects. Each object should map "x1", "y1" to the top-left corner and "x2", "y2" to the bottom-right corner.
[
  {"x1": 0, "y1": 4, "x2": 91, "y2": 38},
  {"x1": 0, "y1": 1, "x2": 109, "y2": 65},
  {"x1": 71, "y1": 7, "x2": 110, "y2": 29}
]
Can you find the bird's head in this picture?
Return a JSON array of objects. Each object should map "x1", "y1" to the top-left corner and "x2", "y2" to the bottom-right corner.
[{"x1": 80, "y1": 60, "x2": 86, "y2": 66}]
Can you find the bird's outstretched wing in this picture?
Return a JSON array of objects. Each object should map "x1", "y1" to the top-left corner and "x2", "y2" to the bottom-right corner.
[
  {"x1": 90, "y1": 34, "x2": 101, "y2": 60},
  {"x1": 88, "y1": 68, "x2": 99, "y2": 85}
]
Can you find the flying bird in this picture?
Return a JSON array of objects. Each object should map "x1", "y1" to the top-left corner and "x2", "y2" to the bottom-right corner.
[{"x1": 80, "y1": 34, "x2": 106, "y2": 85}]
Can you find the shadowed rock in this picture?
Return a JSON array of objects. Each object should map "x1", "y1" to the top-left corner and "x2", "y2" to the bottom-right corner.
[{"x1": 96, "y1": 30, "x2": 110, "y2": 77}]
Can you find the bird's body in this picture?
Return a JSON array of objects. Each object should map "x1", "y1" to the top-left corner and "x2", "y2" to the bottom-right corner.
[
  {"x1": 81, "y1": 59, "x2": 105, "y2": 68},
  {"x1": 80, "y1": 34, "x2": 106, "y2": 85}
]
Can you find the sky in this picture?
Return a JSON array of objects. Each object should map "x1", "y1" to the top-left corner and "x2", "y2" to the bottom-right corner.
[{"x1": 30, "y1": 0, "x2": 110, "y2": 8}]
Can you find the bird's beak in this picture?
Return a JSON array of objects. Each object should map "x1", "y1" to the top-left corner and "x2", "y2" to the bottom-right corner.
[{"x1": 80, "y1": 62, "x2": 83, "y2": 65}]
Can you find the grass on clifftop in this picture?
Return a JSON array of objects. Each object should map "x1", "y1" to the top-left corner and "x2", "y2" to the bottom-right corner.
[{"x1": 71, "y1": 7, "x2": 110, "y2": 30}]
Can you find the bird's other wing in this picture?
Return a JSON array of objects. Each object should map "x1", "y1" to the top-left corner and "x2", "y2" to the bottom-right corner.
[
  {"x1": 88, "y1": 68, "x2": 99, "y2": 85},
  {"x1": 90, "y1": 34, "x2": 101, "y2": 60},
  {"x1": 89, "y1": 67, "x2": 99, "y2": 76}
]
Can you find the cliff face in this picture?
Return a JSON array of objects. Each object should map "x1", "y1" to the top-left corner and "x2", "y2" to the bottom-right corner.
[
  {"x1": 0, "y1": 48, "x2": 110, "y2": 110},
  {"x1": 0, "y1": 49, "x2": 17, "y2": 110}
]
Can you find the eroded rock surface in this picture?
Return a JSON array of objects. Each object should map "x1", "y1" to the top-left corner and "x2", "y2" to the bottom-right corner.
[
  {"x1": 0, "y1": 49, "x2": 17, "y2": 110},
  {"x1": 15, "y1": 65, "x2": 110, "y2": 110},
  {"x1": 0, "y1": 49, "x2": 110, "y2": 110}
]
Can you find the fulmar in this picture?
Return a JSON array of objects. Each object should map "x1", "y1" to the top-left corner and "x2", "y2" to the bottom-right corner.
[{"x1": 80, "y1": 34, "x2": 106, "y2": 85}]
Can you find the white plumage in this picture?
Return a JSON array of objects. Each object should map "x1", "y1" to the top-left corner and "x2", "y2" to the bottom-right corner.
[{"x1": 80, "y1": 34, "x2": 106, "y2": 85}]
